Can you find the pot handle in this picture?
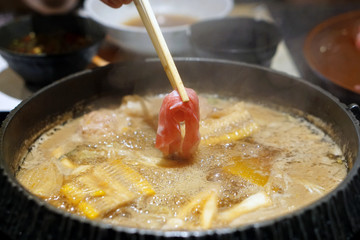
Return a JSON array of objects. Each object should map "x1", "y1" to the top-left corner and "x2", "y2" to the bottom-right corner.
[{"x1": 348, "y1": 103, "x2": 360, "y2": 122}]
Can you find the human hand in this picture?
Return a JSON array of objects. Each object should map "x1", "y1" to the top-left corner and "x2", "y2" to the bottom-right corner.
[
  {"x1": 100, "y1": 0, "x2": 133, "y2": 8},
  {"x1": 22, "y1": 0, "x2": 78, "y2": 15},
  {"x1": 22, "y1": 0, "x2": 133, "y2": 15}
]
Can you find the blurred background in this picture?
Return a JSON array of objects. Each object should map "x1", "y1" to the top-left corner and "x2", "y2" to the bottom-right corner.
[
  {"x1": 0, "y1": 0, "x2": 359, "y2": 111},
  {"x1": 0, "y1": 0, "x2": 359, "y2": 109}
]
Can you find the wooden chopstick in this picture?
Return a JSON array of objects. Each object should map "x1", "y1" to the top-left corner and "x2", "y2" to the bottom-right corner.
[{"x1": 133, "y1": 0, "x2": 189, "y2": 102}]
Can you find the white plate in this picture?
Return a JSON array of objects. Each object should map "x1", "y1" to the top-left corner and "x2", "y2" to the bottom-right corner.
[
  {"x1": 0, "y1": 56, "x2": 24, "y2": 112},
  {"x1": 84, "y1": 0, "x2": 234, "y2": 55}
]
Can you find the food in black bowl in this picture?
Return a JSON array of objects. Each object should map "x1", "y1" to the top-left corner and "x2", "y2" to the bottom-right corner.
[
  {"x1": 189, "y1": 17, "x2": 282, "y2": 66},
  {"x1": 1, "y1": 59, "x2": 360, "y2": 239},
  {"x1": 0, "y1": 14, "x2": 105, "y2": 88}
]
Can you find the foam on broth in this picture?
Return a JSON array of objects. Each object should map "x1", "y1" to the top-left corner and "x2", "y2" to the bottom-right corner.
[{"x1": 16, "y1": 94, "x2": 347, "y2": 230}]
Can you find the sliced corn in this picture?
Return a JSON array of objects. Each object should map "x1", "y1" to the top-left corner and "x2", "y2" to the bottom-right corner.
[
  {"x1": 201, "y1": 122, "x2": 258, "y2": 145},
  {"x1": 95, "y1": 160, "x2": 155, "y2": 196},
  {"x1": 17, "y1": 162, "x2": 63, "y2": 198},
  {"x1": 61, "y1": 176, "x2": 135, "y2": 219},
  {"x1": 200, "y1": 104, "x2": 258, "y2": 145},
  {"x1": 77, "y1": 201, "x2": 100, "y2": 219},
  {"x1": 60, "y1": 183, "x2": 86, "y2": 205},
  {"x1": 92, "y1": 190, "x2": 106, "y2": 197},
  {"x1": 60, "y1": 160, "x2": 155, "y2": 219},
  {"x1": 200, "y1": 105, "x2": 253, "y2": 135}
]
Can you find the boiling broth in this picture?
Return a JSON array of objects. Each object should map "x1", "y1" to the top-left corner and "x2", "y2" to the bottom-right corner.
[{"x1": 16, "y1": 94, "x2": 347, "y2": 230}]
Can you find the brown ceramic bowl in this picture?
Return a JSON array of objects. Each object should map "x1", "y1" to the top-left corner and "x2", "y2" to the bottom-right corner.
[{"x1": 304, "y1": 10, "x2": 360, "y2": 104}]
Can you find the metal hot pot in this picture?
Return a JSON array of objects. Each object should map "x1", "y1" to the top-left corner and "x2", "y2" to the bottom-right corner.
[{"x1": 1, "y1": 58, "x2": 360, "y2": 240}]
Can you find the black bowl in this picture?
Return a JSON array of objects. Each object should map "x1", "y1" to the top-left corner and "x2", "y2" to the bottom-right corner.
[
  {"x1": 0, "y1": 14, "x2": 106, "y2": 88},
  {"x1": 189, "y1": 17, "x2": 282, "y2": 66}
]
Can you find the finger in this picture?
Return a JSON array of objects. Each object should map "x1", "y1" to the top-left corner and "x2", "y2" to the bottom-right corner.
[{"x1": 100, "y1": 0, "x2": 123, "y2": 8}]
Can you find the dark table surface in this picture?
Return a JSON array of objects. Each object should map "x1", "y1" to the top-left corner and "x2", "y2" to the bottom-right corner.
[{"x1": 0, "y1": 112, "x2": 10, "y2": 240}]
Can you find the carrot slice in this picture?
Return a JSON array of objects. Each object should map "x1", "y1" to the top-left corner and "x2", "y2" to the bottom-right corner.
[{"x1": 223, "y1": 157, "x2": 272, "y2": 186}]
